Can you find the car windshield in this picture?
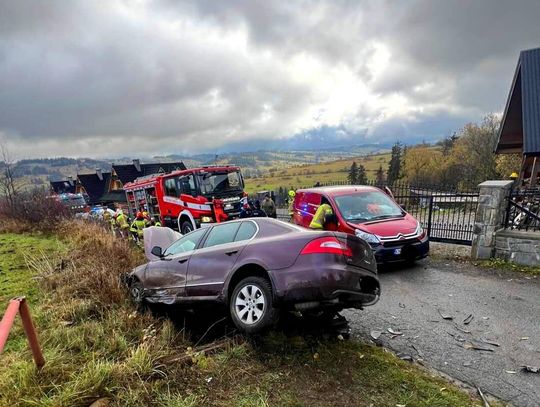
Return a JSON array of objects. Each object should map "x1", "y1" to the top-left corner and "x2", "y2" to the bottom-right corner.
[
  {"x1": 197, "y1": 171, "x2": 242, "y2": 196},
  {"x1": 334, "y1": 190, "x2": 404, "y2": 223}
]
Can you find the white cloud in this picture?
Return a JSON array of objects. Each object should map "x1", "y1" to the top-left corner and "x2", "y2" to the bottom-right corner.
[{"x1": 0, "y1": 0, "x2": 539, "y2": 158}]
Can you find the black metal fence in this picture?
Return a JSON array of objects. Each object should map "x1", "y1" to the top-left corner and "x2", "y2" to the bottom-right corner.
[
  {"x1": 505, "y1": 188, "x2": 540, "y2": 232},
  {"x1": 269, "y1": 180, "x2": 480, "y2": 245}
]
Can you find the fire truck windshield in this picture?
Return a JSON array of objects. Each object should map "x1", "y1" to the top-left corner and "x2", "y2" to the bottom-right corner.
[{"x1": 197, "y1": 171, "x2": 243, "y2": 196}]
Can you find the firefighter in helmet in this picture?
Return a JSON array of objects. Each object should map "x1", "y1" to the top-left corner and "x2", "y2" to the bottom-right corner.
[
  {"x1": 115, "y1": 210, "x2": 130, "y2": 238},
  {"x1": 130, "y1": 211, "x2": 147, "y2": 242},
  {"x1": 287, "y1": 190, "x2": 296, "y2": 220}
]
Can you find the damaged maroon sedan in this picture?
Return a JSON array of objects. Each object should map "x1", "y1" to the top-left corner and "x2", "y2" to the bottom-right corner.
[{"x1": 128, "y1": 218, "x2": 380, "y2": 334}]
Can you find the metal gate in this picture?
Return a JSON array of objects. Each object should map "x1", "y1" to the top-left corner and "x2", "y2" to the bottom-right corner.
[{"x1": 392, "y1": 188, "x2": 479, "y2": 246}]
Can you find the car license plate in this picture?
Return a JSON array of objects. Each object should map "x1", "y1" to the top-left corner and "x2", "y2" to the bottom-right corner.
[
  {"x1": 393, "y1": 248, "x2": 402, "y2": 255},
  {"x1": 225, "y1": 204, "x2": 233, "y2": 210}
]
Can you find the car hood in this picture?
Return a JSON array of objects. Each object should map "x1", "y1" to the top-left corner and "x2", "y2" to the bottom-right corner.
[
  {"x1": 143, "y1": 226, "x2": 182, "y2": 261},
  {"x1": 348, "y1": 214, "x2": 418, "y2": 238}
]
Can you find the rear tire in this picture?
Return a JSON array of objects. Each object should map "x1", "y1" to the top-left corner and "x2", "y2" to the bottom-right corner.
[{"x1": 229, "y1": 276, "x2": 278, "y2": 334}]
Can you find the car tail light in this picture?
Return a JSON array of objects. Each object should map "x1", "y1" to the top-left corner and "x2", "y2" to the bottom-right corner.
[{"x1": 301, "y1": 237, "x2": 352, "y2": 257}]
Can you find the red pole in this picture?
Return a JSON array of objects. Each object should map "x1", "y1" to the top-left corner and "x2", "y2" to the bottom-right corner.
[
  {"x1": 0, "y1": 299, "x2": 21, "y2": 354},
  {"x1": 0, "y1": 297, "x2": 45, "y2": 368},
  {"x1": 18, "y1": 298, "x2": 45, "y2": 368}
]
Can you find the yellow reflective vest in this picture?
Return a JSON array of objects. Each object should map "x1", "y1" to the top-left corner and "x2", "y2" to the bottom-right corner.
[
  {"x1": 116, "y1": 213, "x2": 129, "y2": 229},
  {"x1": 309, "y1": 203, "x2": 333, "y2": 230}
]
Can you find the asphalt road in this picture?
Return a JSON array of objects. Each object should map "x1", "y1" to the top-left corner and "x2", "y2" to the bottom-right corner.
[{"x1": 344, "y1": 259, "x2": 540, "y2": 407}]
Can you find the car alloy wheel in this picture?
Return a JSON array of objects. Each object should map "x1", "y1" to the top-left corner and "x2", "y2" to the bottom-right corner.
[
  {"x1": 235, "y1": 284, "x2": 265, "y2": 325},
  {"x1": 130, "y1": 280, "x2": 144, "y2": 303},
  {"x1": 229, "y1": 276, "x2": 278, "y2": 334}
]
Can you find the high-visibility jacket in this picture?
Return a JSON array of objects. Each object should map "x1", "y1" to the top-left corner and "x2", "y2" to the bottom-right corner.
[
  {"x1": 130, "y1": 219, "x2": 147, "y2": 237},
  {"x1": 309, "y1": 203, "x2": 333, "y2": 230},
  {"x1": 116, "y1": 213, "x2": 129, "y2": 229},
  {"x1": 154, "y1": 221, "x2": 162, "y2": 227}
]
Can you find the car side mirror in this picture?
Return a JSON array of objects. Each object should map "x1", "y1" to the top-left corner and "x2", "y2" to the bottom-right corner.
[{"x1": 151, "y1": 246, "x2": 163, "y2": 258}]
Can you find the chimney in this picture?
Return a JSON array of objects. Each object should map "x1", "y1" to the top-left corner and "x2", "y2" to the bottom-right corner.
[
  {"x1": 67, "y1": 175, "x2": 74, "y2": 186},
  {"x1": 96, "y1": 168, "x2": 103, "y2": 181},
  {"x1": 133, "y1": 159, "x2": 141, "y2": 172}
]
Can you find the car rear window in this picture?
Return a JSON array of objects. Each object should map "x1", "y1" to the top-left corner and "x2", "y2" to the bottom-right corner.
[
  {"x1": 234, "y1": 221, "x2": 257, "y2": 242},
  {"x1": 203, "y1": 223, "x2": 241, "y2": 248}
]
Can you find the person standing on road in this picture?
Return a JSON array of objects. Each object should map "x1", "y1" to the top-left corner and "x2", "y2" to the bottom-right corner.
[
  {"x1": 261, "y1": 194, "x2": 276, "y2": 218},
  {"x1": 287, "y1": 190, "x2": 296, "y2": 221}
]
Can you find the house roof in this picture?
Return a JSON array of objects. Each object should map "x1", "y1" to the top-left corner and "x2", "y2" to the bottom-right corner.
[
  {"x1": 77, "y1": 172, "x2": 112, "y2": 205},
  {"x1": 50, "y1": 180, "x2": 76, "y2": 194},
  {"x1": 112, "y1": 162, "x2": 186, "y2": 185},
  {"x1": 497, "y1": 47, "x2": 540, "y2": 156}
]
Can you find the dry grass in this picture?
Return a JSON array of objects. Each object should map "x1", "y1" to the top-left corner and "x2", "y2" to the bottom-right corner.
[
  {"x1": 0, "y1": 223, "x2": 489, "y2": 406},
  {"x1": 32, "y1": 220, "x2": 145, "y2": 308}
]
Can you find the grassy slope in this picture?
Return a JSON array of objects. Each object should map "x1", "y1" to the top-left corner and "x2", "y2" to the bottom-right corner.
[
  {"x1": 244, "y1": 153, "x2": 391, "y2": 193},
  {"x1": 0, "y1": 231, "x2": 485, "y2": 407}
]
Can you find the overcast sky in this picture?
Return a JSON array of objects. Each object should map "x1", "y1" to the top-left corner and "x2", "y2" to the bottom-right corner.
[{"x1": 1, "y1": 0, "x2": 539, "y2": 159}]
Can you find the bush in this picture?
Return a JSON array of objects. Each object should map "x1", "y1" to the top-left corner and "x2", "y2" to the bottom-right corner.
[{"x1": 0, "y1": 188, "x2": 71, "y2": 233}]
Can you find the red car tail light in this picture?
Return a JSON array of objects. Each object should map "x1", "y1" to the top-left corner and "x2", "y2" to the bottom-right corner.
[{"x1": 301, "y1": 237, "x2": 352, "y2": 257}]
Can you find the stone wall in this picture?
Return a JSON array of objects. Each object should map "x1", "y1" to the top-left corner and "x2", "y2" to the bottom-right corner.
[{"x1": 495, "y1": 230, "x2": 540, "y2": 266}]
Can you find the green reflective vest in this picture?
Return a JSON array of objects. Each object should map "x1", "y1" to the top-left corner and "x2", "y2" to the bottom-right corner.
[{"x1": 309, "y1": 203, "x2": 333, "y2": 229}]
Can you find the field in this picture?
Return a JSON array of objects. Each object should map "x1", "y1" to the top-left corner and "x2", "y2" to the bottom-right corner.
[
  {"x1": 244, "y1": 152, "x2": 391, "y2": 193},
  {"x1": 0, "y1": 225, "x2": 489, "y2": 406}
]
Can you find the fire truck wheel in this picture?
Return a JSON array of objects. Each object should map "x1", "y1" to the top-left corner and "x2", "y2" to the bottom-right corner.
[{"x1": 180, "y1": 220, "x2": 194, "y2": 234}]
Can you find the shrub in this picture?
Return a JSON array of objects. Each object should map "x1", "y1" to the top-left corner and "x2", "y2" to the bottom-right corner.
[{"x1": 0, "y1": 188, "x2": 71, "y2": 233}]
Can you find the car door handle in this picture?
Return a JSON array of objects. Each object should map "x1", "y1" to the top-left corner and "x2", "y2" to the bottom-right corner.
[
  {"x1": 178, "y1": 258, "x2": 188, "y2": 264},
  {"x1": 225, "y1": 250, "x2": 238, "y2": 256}
]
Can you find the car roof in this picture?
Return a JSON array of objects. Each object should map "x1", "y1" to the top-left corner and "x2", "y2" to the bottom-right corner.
[{"x1": 296, "y1": 185, "x2": 381, "y2": 197}]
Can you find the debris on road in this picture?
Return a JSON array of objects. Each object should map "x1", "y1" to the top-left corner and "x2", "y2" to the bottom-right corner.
[
  {"x1": 505, "y1": 370, "x2": 517, "y2": 374},
  {"x1": 387, "y1": 327, "x2": 403, "y2": 336},
  {"x1": 370, "y1": 330, "x2": 382, "y2": 340},
  {"x1": 397, "y1": 353, "x2": 413, "y2": 362},
  {"x1": 437, "y1": 309, "x2": 453, "y2": 320},
  {"x1": 454, "y1": 324, "x2": 471, "y2": 334},
  {"x1": 399, "y1": 302, "x2": 406, "y2": 308},
  {"x1": 519, "y1": 337, "x2": 529, "y2": 341},
  {"x1": 447, "y1": 332, "x2": 466, "y2": 342},
  {"x1": 477, "y1": 387, "x2": 491, "y2": 407},
  {"x1": 463, "y1": 314, "x2": 474, "y2": 325},
  {"x1": 479, "y1": 338, "x2": 500, "y2": 347},
  {"x1": 462, "y1": 343, "x2": 494, "y2": 352},
  {"x1": 521, "y1": 365, "x2": 539, "y2": 373},
  {"x1": 411, "y1": 344, "x2": 423, "y2": 358}
]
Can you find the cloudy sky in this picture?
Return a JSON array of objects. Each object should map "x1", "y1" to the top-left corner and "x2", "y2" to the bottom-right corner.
[{"x1": 1, "y1": 0, "x2": 539, "y2": 159}]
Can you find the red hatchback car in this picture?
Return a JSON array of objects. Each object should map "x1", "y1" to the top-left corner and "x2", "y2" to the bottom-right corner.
[{"x1": 292, "y1": 186, "x2": 429, "y2": 264}]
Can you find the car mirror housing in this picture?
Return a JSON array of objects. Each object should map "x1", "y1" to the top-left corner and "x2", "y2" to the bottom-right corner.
[{"x1": 151, "y1": 246, "x2": 163, "y2": 258}]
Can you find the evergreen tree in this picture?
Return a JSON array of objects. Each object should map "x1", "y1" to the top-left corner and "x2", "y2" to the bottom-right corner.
[
  {"x1": 387, "y1": 142, "x2": 403, "y2": 184},
  {"x1": 357, "y1": 164, "x2": 368, "y2": 184},
  {"x1": 348, "y1": 162, "x2": 358, "y2": 184},
  {"x1": 375, "y1": 165, "x2": 385, "y2": 185}
]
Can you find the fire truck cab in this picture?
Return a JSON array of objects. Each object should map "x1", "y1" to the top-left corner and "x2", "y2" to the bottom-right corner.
[{"x1": 123, "y1": 166, "x2": 245, "y2": 234}]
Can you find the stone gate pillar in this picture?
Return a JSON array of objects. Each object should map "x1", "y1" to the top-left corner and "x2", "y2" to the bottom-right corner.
[{"x1": 471, "y1": 180, "x2": 514, "y2": 259}]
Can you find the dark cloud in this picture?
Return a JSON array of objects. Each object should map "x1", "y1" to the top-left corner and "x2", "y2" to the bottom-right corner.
[{"x1": 0, "y1": 0, "x2": 538, "y2": 158}]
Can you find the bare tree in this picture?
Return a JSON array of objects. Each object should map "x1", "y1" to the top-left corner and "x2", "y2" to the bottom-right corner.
[{"x1": 0, "y1": 141, "x2": 20, "y2": 211}]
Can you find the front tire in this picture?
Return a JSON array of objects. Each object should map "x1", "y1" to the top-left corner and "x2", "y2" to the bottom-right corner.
[
  {"x1": 180, "y1": 220, "x2": 194, "y2": 234},
  {"x1": 229, "y1": 276, "x2": 278, "y2": 334},
  {"x1": 129, "y1": 279, "x2": 147, "y2": 312}
]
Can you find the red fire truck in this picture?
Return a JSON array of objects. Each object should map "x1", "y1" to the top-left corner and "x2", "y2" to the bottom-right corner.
[{"x1": 123, "y1": 166, "x2": 246, "y2": 233}]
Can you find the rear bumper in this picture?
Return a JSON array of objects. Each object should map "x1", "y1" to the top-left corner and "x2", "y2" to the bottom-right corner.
[
  {"x1": 269, "y1": 261, "x2": 380, "y2": 310},
  {"x1": 373, "y1": 238, "x2": 429, "y2": 264}
]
